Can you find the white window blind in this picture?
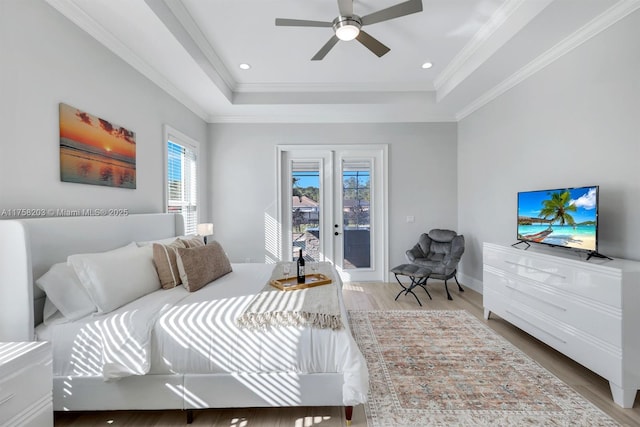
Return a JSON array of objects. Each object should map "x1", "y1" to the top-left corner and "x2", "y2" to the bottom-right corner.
[{"x1": 166, "y1": 129, "x2": 198, "y2": 235}]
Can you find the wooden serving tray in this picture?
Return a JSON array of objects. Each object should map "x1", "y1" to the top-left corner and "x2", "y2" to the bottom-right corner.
[{"x1": 270, "y1": 273, "x2": 332, "y2": 291}]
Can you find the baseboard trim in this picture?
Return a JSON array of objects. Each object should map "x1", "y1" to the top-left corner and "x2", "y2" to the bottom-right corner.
[{"x1": 459, "y1": 273, "x2": 483, "y2": 294}]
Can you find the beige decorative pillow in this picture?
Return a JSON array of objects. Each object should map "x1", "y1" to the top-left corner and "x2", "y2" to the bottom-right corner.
[
  {"x1": 175, "y1": 241, "x2": 232, "y2": 292},
  {"x1": 152, "y1": 239, "x2": 187, "y2": 289},
  {"x1": 180, "y1": 235, "x2": 206, "y2": 248}
]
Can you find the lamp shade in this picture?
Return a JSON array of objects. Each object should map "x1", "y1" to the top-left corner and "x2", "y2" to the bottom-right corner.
[{"x1": 197, "y1": 223, "x2": 213, "y2": 236}]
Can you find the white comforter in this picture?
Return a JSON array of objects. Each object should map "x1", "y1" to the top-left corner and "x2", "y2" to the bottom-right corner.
[{"x1": 36, "y1": 263, "x2": 368, "y2": 405}]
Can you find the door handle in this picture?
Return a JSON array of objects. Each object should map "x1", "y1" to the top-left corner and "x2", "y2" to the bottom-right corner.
[{"x1": 334, "y1": 231, "x2": 341, "y2": 236}]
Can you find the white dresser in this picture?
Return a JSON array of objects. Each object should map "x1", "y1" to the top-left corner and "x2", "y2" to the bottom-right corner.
[
  {"x1": 483, "y1": 242, "x2": 640, "y2": 408},
  {"x1": 0, "y1": 342, "x2": 52, "y2": 427}
]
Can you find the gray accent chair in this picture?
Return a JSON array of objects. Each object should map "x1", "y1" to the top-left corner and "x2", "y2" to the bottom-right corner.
[{"x1": 405, "y1": 229, "x2": 465, "y2": 300}]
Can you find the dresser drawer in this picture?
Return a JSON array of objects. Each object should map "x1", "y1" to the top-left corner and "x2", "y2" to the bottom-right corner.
[
  {"x1": 484, "y1": 268, "x2": 622, "y2": 347},
  {"x1": 3, "y1": 395, "x2": 53, "y2": 427},
  {"x1": 484, "y1": 245, "x2": 621, "y2": 307},
  {"x1": 0, "y1": 342, "x2": 52, "y2": 426},
  {"x1": 483, "y1": 288, "x2": 622, "y2": 384}
]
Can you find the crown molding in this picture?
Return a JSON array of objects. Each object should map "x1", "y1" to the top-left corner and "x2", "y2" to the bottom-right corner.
[
  {"x1": 434, "y1": 0, "x2": 524, "y2": 88},
  {"x1": 455, "y1": 0, "x2": 640, "y2": 121},
  {"x1": 208, "y1": 112, "x2": 457, "y2": 124},
  {"x1": 434, "y1": 0, "x2": 553, "y2": 101},
  {"x1": 44, "y1": 0, "x2": 209, "y2": 121},
  {"x1": 234, "y1": 81, "x2": 434, "y2": 93},
  {"x1": 157, "y1": 0, "x2": 235, "y2": 97}
]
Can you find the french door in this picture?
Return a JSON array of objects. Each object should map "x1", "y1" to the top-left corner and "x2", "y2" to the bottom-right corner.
[{"x1": 277, "y1": 145, "x2": 388, "y2": 282}]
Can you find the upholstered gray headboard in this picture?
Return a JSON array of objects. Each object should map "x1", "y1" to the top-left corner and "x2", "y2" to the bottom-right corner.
[{"x1": 0, "y1": 213, "x2": 184, "y2": 342}]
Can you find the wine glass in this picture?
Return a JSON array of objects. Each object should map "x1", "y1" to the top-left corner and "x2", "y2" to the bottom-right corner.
[
  {"x1": 310, "y1": 261, "x2": 319, "y2": 274},
  {"x1": 282, "y1": 262, "x2": 291, "y2": 281}
]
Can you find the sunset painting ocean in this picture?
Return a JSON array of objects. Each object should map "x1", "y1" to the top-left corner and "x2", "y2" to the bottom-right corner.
[{"x1": 59, "y1": 103, "x2": 136, "y2": 188}]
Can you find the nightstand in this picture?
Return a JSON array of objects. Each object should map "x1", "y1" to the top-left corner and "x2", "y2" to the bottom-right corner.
[{"x1": 0, "y1": 342, "x2": 52, "y2": 427}]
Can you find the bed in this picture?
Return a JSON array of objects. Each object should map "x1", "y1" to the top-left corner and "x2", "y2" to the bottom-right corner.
[{"x1": 0, "y1": 213, "x2": 368, "y2": 424}]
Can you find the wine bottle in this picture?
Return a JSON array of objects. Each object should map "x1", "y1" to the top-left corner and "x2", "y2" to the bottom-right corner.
[{"x1": 296, "y1": 249, "x2": 306, "y2": 284}]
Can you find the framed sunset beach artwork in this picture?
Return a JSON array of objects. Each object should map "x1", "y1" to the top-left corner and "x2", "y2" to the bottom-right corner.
[
  {"x1": 59, "y1": 103, "x2": 136, "y2": 188},
  {"x1": 517, "y1": 186, "x2": 598, "y2": 252}
]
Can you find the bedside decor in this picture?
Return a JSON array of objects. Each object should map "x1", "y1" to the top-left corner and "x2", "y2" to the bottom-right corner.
[
  {"x1": 59, "y1": 103, "x2": 136, "y2": 188},
  {"x1": 196, "y1": 223, "x2": 214, "y2": 244}
]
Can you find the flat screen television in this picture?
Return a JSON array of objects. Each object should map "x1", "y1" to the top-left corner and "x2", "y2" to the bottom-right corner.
[{"x1": 516, "y1": 185, "x2": 599, "y2": 255}]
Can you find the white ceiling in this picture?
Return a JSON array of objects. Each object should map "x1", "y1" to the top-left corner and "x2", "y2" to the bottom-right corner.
[{"x1": 45, "y1": 0, "x2": 638, "y2": 123}]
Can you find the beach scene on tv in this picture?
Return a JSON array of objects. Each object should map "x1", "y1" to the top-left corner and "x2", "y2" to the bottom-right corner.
[{"x1": 517, "y1": 187, "x2": 597, "y2": 251}]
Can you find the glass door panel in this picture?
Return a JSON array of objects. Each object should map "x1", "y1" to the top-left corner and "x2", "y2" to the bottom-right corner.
[
  {"x1": 291, "y1": 162, "x2": 321, "y2": 262},
  {"x1": 342, "y1": 163, "x2": 371, "y2": 269}
]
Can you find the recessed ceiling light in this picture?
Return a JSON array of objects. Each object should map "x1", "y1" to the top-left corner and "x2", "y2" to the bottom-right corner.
[
  {"x1": 421, "y1": 62, "x2": 433, "y2": 69},
  {"x1": 239, "y1": 63, "x2": 251, "y2": 70}
]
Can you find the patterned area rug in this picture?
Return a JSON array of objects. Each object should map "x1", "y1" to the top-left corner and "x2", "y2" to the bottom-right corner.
[{"x1": 349, "y1": 310, "x2": 619, "y2": 426}]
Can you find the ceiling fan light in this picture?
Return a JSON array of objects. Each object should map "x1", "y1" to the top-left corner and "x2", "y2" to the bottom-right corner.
[
  {"x1": 333, "y1": 17, "x2": 362, "y2": 41},
  {"x1": 336, "y1": 24, "x2": 360, "y2": 41}
]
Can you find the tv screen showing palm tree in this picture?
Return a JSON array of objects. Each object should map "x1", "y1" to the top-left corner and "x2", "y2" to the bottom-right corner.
[{"x1": 517, "y1": 186, "x2": 598, "y2": 251}]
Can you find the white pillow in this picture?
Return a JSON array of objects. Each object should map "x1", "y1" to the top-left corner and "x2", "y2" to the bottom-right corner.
[
  {"x1": 68, "y1": 243, "x2": 161, "y2": 314},
  {"x1": 42, "y1": 297, "x2": 58, "y2": 324},
  {"x1": 36, "y1": 262, "x2": 97, "y2": 321},
  {"x1": 42, "y1": 298, "x2": 70, "y2": 326}
]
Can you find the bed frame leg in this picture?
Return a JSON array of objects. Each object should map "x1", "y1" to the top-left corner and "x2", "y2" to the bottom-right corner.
[
  {"x1": 345, "y1": 406, "x2": 353, "y2": 426},
  {"x1": 186, "y1": 409, "x2": 193, "y2": 424}
]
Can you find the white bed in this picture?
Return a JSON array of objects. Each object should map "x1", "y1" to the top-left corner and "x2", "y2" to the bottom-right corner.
[{"x1": 0, "y1": 213, "x2": 367, "y2": 423}]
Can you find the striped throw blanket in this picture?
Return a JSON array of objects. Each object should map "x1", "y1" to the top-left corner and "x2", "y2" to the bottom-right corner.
[{"x1": 236, "y1": 262, "x2": 344, "y2": 330}]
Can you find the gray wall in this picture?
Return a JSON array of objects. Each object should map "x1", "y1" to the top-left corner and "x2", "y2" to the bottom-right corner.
[
  {"x1": 0, "y1": 0, "x2": 207, "y2": 219},
  {"x1": 457, "y1": 10, "x2": 640, "y2": 289},
  {"x1": 208, "y1": 123, "x2": 458, "y2": 266}
]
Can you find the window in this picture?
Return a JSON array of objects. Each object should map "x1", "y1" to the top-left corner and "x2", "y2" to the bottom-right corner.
[
  {"x1": 342, "y1": 166, "x2": 370, "y2": 230},
  {"x1": 165, "y1": 126, "x2": 198, "y2": 235}
]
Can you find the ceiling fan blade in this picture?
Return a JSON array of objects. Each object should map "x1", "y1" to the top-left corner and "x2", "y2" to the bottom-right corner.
[
  {"x1": 361, "y1": 0, "x2": 423, "y2": 26},
  {"x1": 337, "y1": 0, "x2": 353, "y2": 17},
  {"x1": 275, "y1": 18, "x2": 332, "y2": 27},
  {"x1": 311, "y1": 35, "x2": 340, "y2": 61},
  {"x1": 356, "y1": 30, "x2": 390, "y2": 57}
]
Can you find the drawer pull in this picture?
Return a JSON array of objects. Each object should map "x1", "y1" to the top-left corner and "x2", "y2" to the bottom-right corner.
[
  {"x1": 506, "y1": 310, "x2": 567, "y2": 344},
  {"x1": 0, "y1": 393, "x2": 15, "y2": 406},
  {"x1": 504, "y1": 261, "x2": 566, "y2": 279},
  {"x1": 505, "y1": 285, "x2": 567, "y2": 311}
]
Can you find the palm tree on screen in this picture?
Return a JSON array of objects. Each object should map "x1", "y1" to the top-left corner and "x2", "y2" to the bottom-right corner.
[{"x1": 539, "y1": 190, "x2": 577, "y2": 229}]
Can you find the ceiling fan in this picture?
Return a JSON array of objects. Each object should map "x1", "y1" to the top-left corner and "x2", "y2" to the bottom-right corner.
[{"x1": 275, "y1": 0, "x2": 423, "y2": 60}]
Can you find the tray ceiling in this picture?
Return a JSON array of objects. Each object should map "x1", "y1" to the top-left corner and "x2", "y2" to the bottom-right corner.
[{"x1": 45, "y1": 0, "x2": 638, "y2": 123}]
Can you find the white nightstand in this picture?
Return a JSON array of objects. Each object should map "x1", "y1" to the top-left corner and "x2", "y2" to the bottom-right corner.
[{"x1": 0, "y1": 342, "x2": 53, "y2": 427}]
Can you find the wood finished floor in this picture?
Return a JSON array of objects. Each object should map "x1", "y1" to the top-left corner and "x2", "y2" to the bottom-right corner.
[{"x1": 54, "y1": 281, "x2": 640, "y2": 427}]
